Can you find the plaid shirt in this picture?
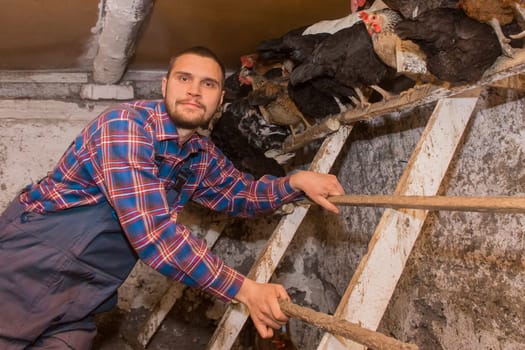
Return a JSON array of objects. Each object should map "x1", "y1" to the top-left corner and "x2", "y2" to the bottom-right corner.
[{"x1": 20, "y1": 99, "x2": 301, "y2": 302}]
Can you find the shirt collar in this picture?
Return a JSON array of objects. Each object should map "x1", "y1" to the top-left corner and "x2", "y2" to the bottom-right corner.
[{"x1": 154, "y1": 100, "x2": 205, "y2": 152}]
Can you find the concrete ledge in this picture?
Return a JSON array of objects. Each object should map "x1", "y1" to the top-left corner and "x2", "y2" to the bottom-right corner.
[
  {"x1": 0, "y1": 71, "x2": 89, "y2": 83},
  {"x1": 0, "y1": 99, "x2": 113, "y2": 121},
  {"x1": 80, "y1": 83, "x2": 134, "y2": 100}
]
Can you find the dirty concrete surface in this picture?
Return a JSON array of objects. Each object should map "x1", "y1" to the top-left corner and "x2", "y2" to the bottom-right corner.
[{"x1": 93, "y1": 303, "x2": 214, "y2": 350}]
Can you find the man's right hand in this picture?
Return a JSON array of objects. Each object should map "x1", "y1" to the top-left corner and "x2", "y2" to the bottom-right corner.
[{"x1": 234, "y1": 278, "x2": 290, "y2": 338}]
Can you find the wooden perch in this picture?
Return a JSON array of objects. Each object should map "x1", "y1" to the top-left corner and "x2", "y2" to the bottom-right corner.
[
  {"x1": 278, "y1": 300, "x2": 418, "y2": 350},
  {"x1": 286, "y1": 48, "x2": 525, "y2": 148},
  {"x1": 326, "y1": 195, "x2": 525, "y2": 213},
  {"x1": 282, "y1": 115, "x2": 340, "y2": 152}
]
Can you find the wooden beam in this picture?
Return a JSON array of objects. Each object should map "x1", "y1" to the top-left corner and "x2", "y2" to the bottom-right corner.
[
  {"x1": 279, "y1": 300, "x2": 418, "y2": 350},
  {"x1": 341, "y1": 50, "x2": 525, "y2": 123},
  {"x1": 317, "y1": 92, "x2": 481, "y2": 350},
  {"x1": 282, "y1": 116, "x2": 340, "y2": 153},
  {"x1": 326, "y1": 195, "x2": 525, "y2": 213},
  {"x1": 488, "y1": 73, "x2": 525, "y2": 90}
]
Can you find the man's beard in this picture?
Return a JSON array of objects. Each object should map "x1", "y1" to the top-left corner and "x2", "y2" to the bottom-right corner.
[{"x1": 164, "y1": 96, "x2": 214, "y2": 129}]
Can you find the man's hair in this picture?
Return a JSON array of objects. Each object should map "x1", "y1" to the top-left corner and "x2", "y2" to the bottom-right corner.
[{"x1": 166, "y1": 46, "x2": 225, "y2": 84}]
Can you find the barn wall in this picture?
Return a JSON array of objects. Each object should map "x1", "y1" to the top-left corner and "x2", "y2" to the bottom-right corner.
[
  {"x1": 0, "y1": 83, "x2": 523, "y2": 349},
  {"x1": 263, "y1": 87, "x2": 524, "y2": 349}
]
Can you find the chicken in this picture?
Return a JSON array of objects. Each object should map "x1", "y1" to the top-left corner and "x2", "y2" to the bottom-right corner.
[
  {"x1": 395, "y1": 8, "x2": 502, "y2": 84},
  {"x1": 290, "y1": 21, "x2": 394, "y2": 107},
  {"x1": 302, "y1": 0, "x2": 386, "y2": 35},
  {"x1": 458, "y1": 0, "x2": 525, "y2": 57},
  {"x1": 223, "y1": 67, "x2": 253, "y2": 101},
  {"x1": 288, "y1": 78, "x2": 353, "y2": 120},
  {"x1": 382, "y1": 0, "x2": 458, "y2": 19},
  {"x1": 241, "y1": 68, "x2": 312, "y2": 136},
  {"x1": 239, "y1": 54, "x2": 294, "y2": 81},
  {"x1": 210, "y1": 98, "x2": 288, "y2": 178},
  {"x1": 242, "y1": 52, "x2": 352, "y2": 119},
  {"x1": 256, "y1": 27, "x2": 331, "y2": 65},
  {"x1": 256, "y1": 1, "x2": 377, "y2": 64},
  {"x1": 359, "y1": 9, "x2": 434, "y2": 83}
]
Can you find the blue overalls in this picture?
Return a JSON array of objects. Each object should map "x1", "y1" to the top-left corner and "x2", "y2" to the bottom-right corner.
[
  {"x1": 0, "y1": 195, "x2": 137, "y2": 349},
  {"x1": 0, "y1": 160, "x2": 193, "y2": 349}
]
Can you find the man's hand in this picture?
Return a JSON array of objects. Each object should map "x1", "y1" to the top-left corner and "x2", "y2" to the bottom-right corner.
[
  {"x1": 234, "y1": 278, "x2": 290, "y2": 338},
  {"x1": 289, "y1": 171, "x2": 345, "y2": 214}
]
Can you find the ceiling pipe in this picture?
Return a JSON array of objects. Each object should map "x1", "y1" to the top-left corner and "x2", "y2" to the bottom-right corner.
[{"x1": 93, "y1": 0, "x2": 154, "y2": 84}]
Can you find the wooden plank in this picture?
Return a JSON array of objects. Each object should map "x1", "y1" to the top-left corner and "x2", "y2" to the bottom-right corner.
[
  {"x1": 136, "y1": 215, "x2": 232, "y2": 348},
  {"x1": 285, "y1": 48, "x2": 525, "y2": 149},
  {"x1": 279, "y1": 300, "x2": 419, "y2": 350},
  {"x1": 317, "y1": 91, "x2": 481, "y2": 350},
  {"x1": 207, "y1": 125, "x2": 354, "y2": 350},
  {"x1": 488, "y1": 73, "x2": 525, "y2": 90},
  {"x1": 282, "y1": 116, "x2": 340, "y2": 153},
  {"x1": 326, "y1": 195, "x2": 525, "y2": 213}
]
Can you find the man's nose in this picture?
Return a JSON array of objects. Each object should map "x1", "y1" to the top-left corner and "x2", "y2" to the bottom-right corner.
[{"x1": 187, "y1": 81, "x2": 201, "y2": 96}]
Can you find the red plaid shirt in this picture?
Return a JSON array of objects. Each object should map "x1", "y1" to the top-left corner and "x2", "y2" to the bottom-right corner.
[{"x1": 20, "y1": 100, "x2": 301, "y2": 301}]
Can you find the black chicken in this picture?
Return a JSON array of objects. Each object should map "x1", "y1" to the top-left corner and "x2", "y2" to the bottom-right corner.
[
  {"x1": 253, "y1": 31, "x2": 354, "y2": 118},
  {"x1": 223, "y1": 68, "x2": 252, "y2": 101},
  {"x1": 395, "y1": 8, "x2": 502, "y2": 84},
  {"x1": 210, "y1": 99, "x2": 289, "y2": 178},
  {"x1": 256, "y1": 26, "x2": 331, "y2": 65},
  {"x1": 382, "y1": 0, "x2": 458, "y2": 19},
  {"x1": 290, "y1": 21, "x2": 394, "y2": 106},
  {"x1": 288, "y1": 78, "x2": 354, "y2": 120},
  {"x1": 242, "y1": 69, "x2": 312, "y2": 137}
]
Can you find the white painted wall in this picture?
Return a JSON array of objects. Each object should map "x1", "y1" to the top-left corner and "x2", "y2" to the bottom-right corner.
[{"x1": 0, "y1": 99, "x2": 109, "y2": 209}]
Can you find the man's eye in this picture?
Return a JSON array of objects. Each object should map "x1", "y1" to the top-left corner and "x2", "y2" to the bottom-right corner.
[{"x1": 204, "y1": 81, "x2": 218, "y2": 88}]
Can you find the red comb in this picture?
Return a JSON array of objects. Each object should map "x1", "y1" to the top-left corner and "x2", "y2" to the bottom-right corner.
[{"x1": 240, "y1": 55, "x2": 255, "y2": 68}]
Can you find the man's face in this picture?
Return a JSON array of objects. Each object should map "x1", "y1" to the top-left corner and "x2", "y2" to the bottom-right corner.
[{"x1": 162, "y1": 53, "x2": 224, "y2": 129}]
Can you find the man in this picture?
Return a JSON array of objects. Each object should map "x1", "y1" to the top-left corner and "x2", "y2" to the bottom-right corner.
[{"x1": 0, "y1": 46, "x2": 345, "y2": 349}]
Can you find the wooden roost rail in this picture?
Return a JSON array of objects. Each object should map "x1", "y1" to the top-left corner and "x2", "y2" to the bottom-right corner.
[{"x1": 283, "y1": 49, "x2": 525, "y2": 152}]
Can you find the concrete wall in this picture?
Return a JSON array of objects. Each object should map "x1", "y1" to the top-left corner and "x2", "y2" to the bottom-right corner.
[
  {"x1": 0, "y1": 82, "x2": 523, "y2": 349},
  {"x1": 273, "y1": 87, "x2": 524, "y2": 349}
]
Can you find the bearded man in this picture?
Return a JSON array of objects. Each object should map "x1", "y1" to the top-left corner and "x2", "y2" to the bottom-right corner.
[{"x1": 0, "y1": 46, "x2": 344, "y2": 349}]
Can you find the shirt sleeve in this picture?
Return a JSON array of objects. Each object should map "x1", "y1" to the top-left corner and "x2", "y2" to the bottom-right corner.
[
  {"x1": 90, "y1": 116, "x2": 243, "y2": 302},
  {"x1": 191, "y1": 143, "x2": 303, "y2": 216}
]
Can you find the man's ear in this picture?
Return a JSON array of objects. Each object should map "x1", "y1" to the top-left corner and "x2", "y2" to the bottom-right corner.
[
  {"x1": 161, "y1": 76, "x2": 167, "y2": 98},
  {"x1": 218, "y1": 90, "x2": 225, "y2": 110}
]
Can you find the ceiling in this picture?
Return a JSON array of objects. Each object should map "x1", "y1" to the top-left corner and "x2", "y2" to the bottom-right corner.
[{"x1": 0, "y1": 0, "x2": 349, "y2": 79}]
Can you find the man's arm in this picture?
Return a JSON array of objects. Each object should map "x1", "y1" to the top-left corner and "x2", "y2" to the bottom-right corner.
[
  {"x1": 92, "y1": 117, "x2": 244, "y2": 302},
  {"x1": 192, "y1": 143, "x2": 345, "y2": 217}
]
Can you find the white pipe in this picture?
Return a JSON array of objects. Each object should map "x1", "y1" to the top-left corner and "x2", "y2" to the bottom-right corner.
[{"x1": 93, "y1": 0, "x2": 153, "y2": 84}]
